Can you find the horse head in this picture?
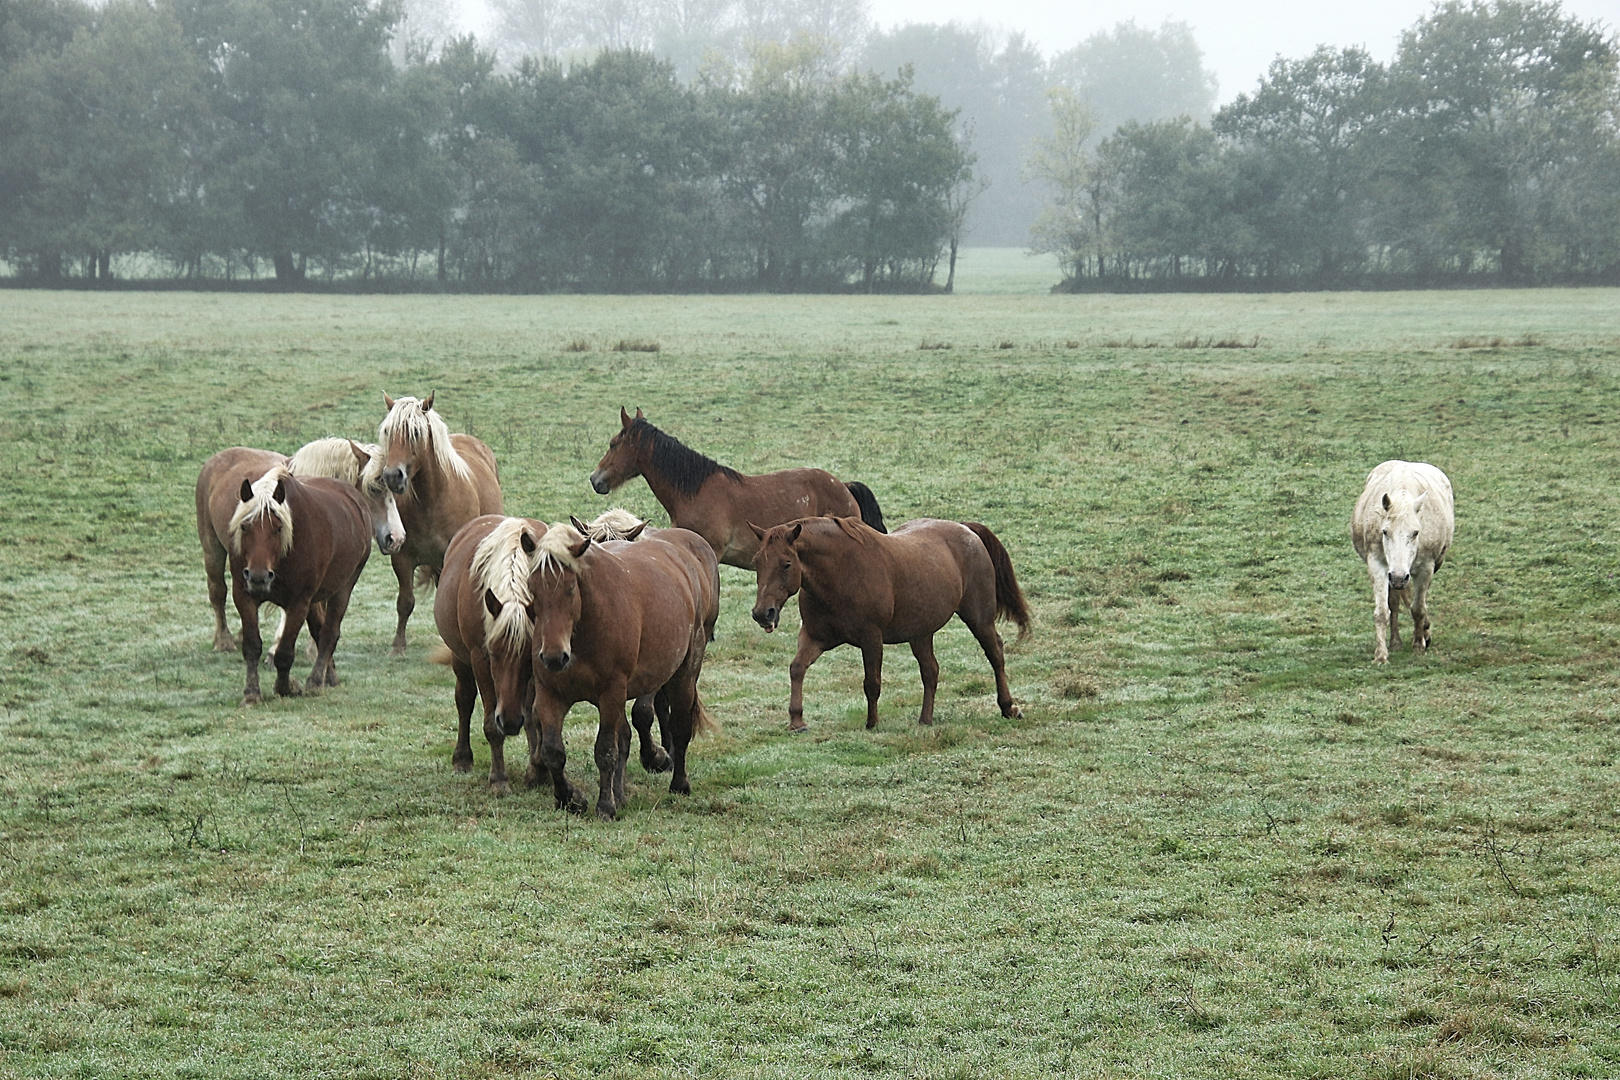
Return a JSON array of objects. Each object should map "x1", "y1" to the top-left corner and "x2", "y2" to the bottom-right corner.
[
  {"x1": 230, "y1": 471, "x2": 294, "y2": 599},
  {"x1": 1378, "y1": 489, "x2": 1428, "y2": 590},
  {"x1": 481, "y1": 587, "x2": 534, "y2": 738},
  {"x1": 748, "y1": 521, "x2": 803, "y2": 632},
  {"x1": 349, "y1": 441, "x2": 406, "y2": 556},
  {"x1": 575, "y1": 509, "x2": 647, "y2": 543},
  {"x1": 589, "y1": 407, "x2": 646, "y2": 495},
  {"x1": 472, "y1": 519, "x2": 544, "y2": 737},
  {"x1": 529, "y1": 526, "x2": 592, "y2": 672},
  {"x1": 378, "y1": 391, "x2": 435, "y2": 495}
]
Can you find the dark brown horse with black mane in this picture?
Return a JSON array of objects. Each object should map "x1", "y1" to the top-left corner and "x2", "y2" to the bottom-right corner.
[
  {"x1": 589, "y1": 408, "x2": 886, "y2": 569},
  {"x1": 209, "y1": 465, "x2": 372, "y2": 703},
  {"x1": 527, "y1": 522, "x2": 719, "y2": 820},
  {"x1": 750, "y1": 516, "x2": 1029, "y2": 732}
]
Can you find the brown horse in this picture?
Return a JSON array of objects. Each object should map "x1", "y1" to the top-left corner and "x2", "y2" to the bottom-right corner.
[
  {"x1": 199, "y1": 441, "x2": 405, "y2": 653},
  {"x1": 589, "y1": 407, "x2": 886, "y2": 569},
  {"x1": 221, "y1": 466, "x2": 373, "y2": 703},
  {"x1": 750, "y1": 516, "x2": 1029, "y2": 731},
  {"x1": 378, "y1": 394, "x2": 503, "y2": 653},
  {"x1": 433, "y1": 515, "x2": 547, "y2": 794},
  {"x1": 527, "y1": 523, "x2": 719, "y2": 820}
]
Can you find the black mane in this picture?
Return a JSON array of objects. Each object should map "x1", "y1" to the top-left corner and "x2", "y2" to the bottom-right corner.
[{"x1": 629, "y1": 418, "x2": 742, "y2": 496}]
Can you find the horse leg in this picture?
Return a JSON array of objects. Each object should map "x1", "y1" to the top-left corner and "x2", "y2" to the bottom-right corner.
[
  {"x1": 860, "y1": 636, "x2": 885, "y2": 731},
  {"x1": 533, "y1": 689, "x2": 586, "y2": 814},
  {"x1": 204, "y1": 537, "x2": 235, "y2": 651},
  {"x1": 631, "y1": 694, "x2": 671, "y2": 773},
  {"x1": 614, "y1": 714, "x2": 631, "y2": 809},
  {"x1": 1368, "y1": 561, "x2": 1392, "y2": 663},
  {"x1": 787, "y1": 627, "x2": 826, "y2": 733},
  {"x1": 1410, "y1": 567, "x2": 1435, "y2": 652},
  {"x1": 305, "y1": 596, "x2": 340, "y2": 690},
  {"x1": 661, "y1": 640, "x2": 706, "y2": 797},
  {"x1": 592, "y1": 692, "x2": 630, "y2": 821},
  {"x1": 910, "y1": 635, "x2": 940, "y2": 726},
  {"x1": 966, "y1": 615, "x2": 1021, "y2": 719},
  {"x1": 271, "y1": 599, "x2": 309, "y2": 697},
  {"x1": 450, "y1": 657, "x2": 478, "y2": 775},
  {"x1": 390, "y1": 551, "x2": 415, "y2": 656},
  {"x1": 1388, "y1": 584, "x2": 1405, "y2": 653},
  {"x1": 302, "y1": 602, "x2": 325, "y2": 663},
  {"x1": 234, "y1": 592, "x2": 264, "y2": 704}
]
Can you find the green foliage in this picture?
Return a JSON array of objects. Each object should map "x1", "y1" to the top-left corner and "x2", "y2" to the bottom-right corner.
[{"x1": 3, "y1": 288, "x2": 1620, "y2": 1076}]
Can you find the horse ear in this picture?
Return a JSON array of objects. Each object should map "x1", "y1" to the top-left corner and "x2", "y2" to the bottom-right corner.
[
  {"x1": 519, "y1": 531, "x2": 536, "y2": 555},
  {"x1": 383, "y1": 393, "x2": 395, "y2": 411},
  {"x1": 748, "y1": 522, "x2": 766, "y2": 540},
  {"x1": 239, "y1": 478, "x2": 254, "y2": 502},
  {"x1": 1381, "y1": 493, "x2": 1391, "y2": 511},
  {"x1": 348, "y1": 440, "x2": 369, "y2": 467},
  {"x1": 788, "y1": 522, "x2": 802, "y2": 543},
  {"x1": 272, "y1": 478, "x2": 287, "y2": 503},
  {"x1": 568, "y1": 534, "x2": 591, "y2": 560},
  {"x1": 620, "y1": 406, "x2": 633, "y2": 429},
  {"x1": 484, "y1": 589, "x2": 503, "y2": 619},
  {"x1": 570, "y1": 515, "x2": 588, "y2": 534},
  {"x1": 1413, "y1": 491, "x2": 1427, "y2": 512},
  {"x1": 422, "y1": 391, "x2": 434, "y2": 412},
  {"x1": 635, "y1": 407, "x2": 644, "y2": 419},
  {"x1": 625, "y1": 521, "x2": 647, "y2": 541}
]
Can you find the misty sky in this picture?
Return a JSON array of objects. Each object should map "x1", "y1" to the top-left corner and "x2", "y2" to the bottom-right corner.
[{"x1": 867, "y1": 0, "x2": 1620, "y2": 103}]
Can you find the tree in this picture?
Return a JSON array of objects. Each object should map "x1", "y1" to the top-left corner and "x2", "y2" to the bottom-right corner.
[
  {"x1": 1026, "y1": 88, "x2": 1100, "y2": 281},
  {"x1": 1051, "y1": 20, "x2": 1218, "y2": 137}
]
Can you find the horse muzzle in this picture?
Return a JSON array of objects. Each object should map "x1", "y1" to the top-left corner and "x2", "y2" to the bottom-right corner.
[
  {"x1": 489, "y1": 710, "x2": 525, "y2": 738},
  {"x1": 589, "y1": 471, "x2": 611, "y2": 496},
  {"x1": 385, "y1": 467, "x2": 409, "y2": 495},
  {"x1": 242, "y1": 568, "x2": 275, "y2": 598},
  {"x1": 378, "y1": 533, "x2": 404, "y2": 556},
  {"x1": 540, "y1": 650, "x2": 571, "y2": 672},
  {"x1": 752, "y1": 607, "x2": 779, "y2": 633},
  {"x1": 1387, "y1": 572, "x2": 1411, "y2": 590}
]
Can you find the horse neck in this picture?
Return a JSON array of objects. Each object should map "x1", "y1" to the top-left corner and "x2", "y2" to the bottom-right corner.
[
  {"x1": 794, "y1": 526, "x2": 855, "y2": 603},
  {"x1": 410, "y1": 436, "x2": 459, "y2": 503},
  {"x1": 634, "y1": 450, "x2": 695, "y2": 519}
]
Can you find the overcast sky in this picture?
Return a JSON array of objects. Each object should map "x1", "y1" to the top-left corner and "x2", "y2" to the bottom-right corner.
[{"x1": 866, "y1": 0, "x2": 1620, "y2": 103}]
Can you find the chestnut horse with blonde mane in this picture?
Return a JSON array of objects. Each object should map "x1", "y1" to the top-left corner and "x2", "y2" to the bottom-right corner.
[
  {"x1": 209, "y1": 465, "x2": 372, "y2": 703},
  {"x1": 589, "y1": 408, "x2": 886, "y2": 569},
  {"x1": 378, "y1": 393, "x2": 503, "y2": 653},
  {"x1": 750, "y1": 516, "x2": 1029, "y2": 731},
  {"x1": 197, "y1": 441, "x2": 404, "y2": 653},
  {"x1": 527, "y1": 523, "x2": 719, "y2": 820},
  {"x1": 433, "y1": 515, "x2": 547, "y2": 794}
]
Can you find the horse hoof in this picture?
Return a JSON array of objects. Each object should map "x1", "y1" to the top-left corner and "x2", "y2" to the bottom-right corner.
[
  {"x1": 594, "y1": 803, "x2": 617, "y2": 822},
  {"x1": 865, "y1": 717, "x2": 879, "y2": 730},
  {"x1": 390, "y1": 642, "x2": 407, "y2": 657},
  {"x1": 642, "y1": 750, "x2": 672, "y2": 774},
  {"x1": 669, "y1": 777, "x2": 691, "y2": 796},
  {"x1": 282, "y1": 679, "x2": 303, "y2": 697},
  {"x1": 325, "y1": 671, "x2": 340, "y2": 688},
  {"x1": 214, "y1": 636, "x2": 237, "y2": 652},
  {"x1": 1005, "y1": 704, "x2": 1022, "y2": 719},
  {"x1": 242, "y1": 691, "x2": 262, "y2": 706},
  {"x1": 452, "y1": 757, "x2": 473, "y2": 774},
  {"x1": 490, "y1": 781, "x2": 511, "y2": 798},
  {"x1": 787, "y1": 718, "x2": 808, "y2": 733},
  {"x1": 562, "y1": 791, "x2": 588, "y2": 815}
]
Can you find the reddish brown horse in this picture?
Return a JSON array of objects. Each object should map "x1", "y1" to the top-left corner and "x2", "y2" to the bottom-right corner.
[
  {"x1": 527, "y1": 523, "x2": 719, "y2": 820},
  {"x1": 433, "y1": 515, "x2": 547, "y2": 794},
  {"x1": 198, "y1": 447, "x2": 287, "y2": 651},
  {"x1": 378, "y1": 393, "x2": 503, "y2": 653},
  {"x1": 589, "y1": 408, "x2": 886, "y2": 568},
  {"x1": 750, "y1": 516, "x2": 1029, "y2": 731},
  {"x1": 215, "y1": 465, "x2": 373, "y2": 703}
]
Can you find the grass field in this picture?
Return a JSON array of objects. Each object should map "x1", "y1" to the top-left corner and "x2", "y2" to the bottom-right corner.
[{"x1": 3, "y1": 287, "x2": 1620, "y2": 1079}]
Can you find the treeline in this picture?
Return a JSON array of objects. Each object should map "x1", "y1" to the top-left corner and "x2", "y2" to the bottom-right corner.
[
  {"x1": 0, "y1": 0, "x2": 968, "y2": 290},
  {"x1": 1032, "y1": 0, "x2": 1620, "y2": 288}
]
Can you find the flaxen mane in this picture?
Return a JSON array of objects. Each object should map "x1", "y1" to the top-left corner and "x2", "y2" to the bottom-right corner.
[
  {"x1": 378, "y1": 396, "x2": 472, "y2": 481},
  {"x1": 289, "y1": 437, "x2": 389, "y2": 494},
  {"x1": 536, "y1": 522, "x2": 589, "y2": 580},
  {"x1": 626, "y1": 417, "x2": 741, "y2": 496},
  {"x1": 227, "y1": 467, "x2": 295, "y2": 555},
  {"x1": 470, "y1": 518, "x2": 544, "y2": 649},
  {"x1": 583, "y1": 508, "x2": 648, "y2": 542}
]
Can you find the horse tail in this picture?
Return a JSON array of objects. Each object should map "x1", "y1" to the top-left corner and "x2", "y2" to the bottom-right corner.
[
  {"x1": 427, "y1": 643, "x2": 454, "y2": 666},
  {"x1": 963, "y1": 522, "x2": 1030, "y2": 641},
  {"x1": 691, "y1": 691, "x2": 718, "y2": 736},
  {"x1": 845, "y1": 481, "x2": 887, "y2": 533},
  {"x1": 414, "y1": 564, "x2": 440, "y2": 594}
]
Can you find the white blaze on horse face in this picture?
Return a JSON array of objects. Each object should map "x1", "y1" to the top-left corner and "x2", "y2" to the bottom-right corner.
[
  {"x1": 1380, "y1": 491, "x2": 1426, "y2": 588},
  {"x1": 378, "y1": 490, "x2": 406, "y2": 554}
]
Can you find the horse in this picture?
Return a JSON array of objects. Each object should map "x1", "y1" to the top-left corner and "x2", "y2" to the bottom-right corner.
[
  {"x1": 575, "y1": 509, "x2": 722, "y2": 773},
  {"x1": 1352, "y1": 460, "x2": 1455, "y2": 663},
  {"x1": 199, "y1": 441, "x2": 406, "y2": 653},
  {"x1": 527, "y1": 523, "x2": 719, "y2": 820},
  {"x1": 377, "y1": 393, "x2": 503, "y2": 654},
  {"x1": 432, "y1": 515, "x2": 547, "y2": 794},
  {"x1": 588, "y1": 407, "x2": 887, "y2": 569},
  {"x1": 750, "y1": 516, "x2": 1030, "y2": 732},
  {"x1": 221, "y1": 465, "x2": 373, "y2": 703}
]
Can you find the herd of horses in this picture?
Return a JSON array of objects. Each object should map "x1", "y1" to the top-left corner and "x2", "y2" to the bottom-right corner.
[{"x1": 196, "y1": 398, "x2": 1030, "y2": 820}]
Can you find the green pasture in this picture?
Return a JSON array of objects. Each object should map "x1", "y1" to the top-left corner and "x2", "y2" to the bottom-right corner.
[{"x1": 2, "y1": 288, "x2": 1620, "y2": 1078}]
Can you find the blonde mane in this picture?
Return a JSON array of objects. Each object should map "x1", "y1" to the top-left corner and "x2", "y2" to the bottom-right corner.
[
  {"x1": 378, "y1": 396, "x2": 472, "y2": 482},
  {"x1": 289, "y1": 437, "x2": 388, "y2": 492},
  {"x1": 536, "y1": 522, "x2": 589, "y2": 579},
  {"x1": 583, "y1": 508, "x2": 647, "y2": 542},
  {"x1": 227, "y1": 466, "x2": 295, "y2": 555},
  {"x1": 470, "y1": 518, "x2": 544, "y2": 649}
]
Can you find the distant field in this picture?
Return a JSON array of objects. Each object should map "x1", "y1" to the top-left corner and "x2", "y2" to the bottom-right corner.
[{"x1": 3, "y1": 289, "x2": 1620, "y2": 1078}]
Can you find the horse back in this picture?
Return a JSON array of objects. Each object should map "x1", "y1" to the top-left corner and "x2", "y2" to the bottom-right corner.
[
  {"x1": 450, "y1": 433, "x2": 503, "y2": 515},
  {"x1": 577, "y1": 541, "x2": 709, "y2": 699},
  {"x1": 434, "y1": 514, "x2": 508, "y2": 661},
  {"x1": 644, "y1": 527, "x2": 721, "y2": 633},
  {"x1": 285, "y1": 476, "x2": 373, "y2": 596},
  {"x1": 1353, "y1": 460, "x2": 1455, "y2": 564},
  {"x1": 701, "y1": 467, "x2": 856, "y2": 566}
]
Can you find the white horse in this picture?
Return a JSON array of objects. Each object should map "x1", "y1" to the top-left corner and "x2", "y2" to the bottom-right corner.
[{"x1": 1352, "y1": 460, "x2": 1455, "y2": 663}]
